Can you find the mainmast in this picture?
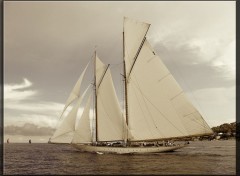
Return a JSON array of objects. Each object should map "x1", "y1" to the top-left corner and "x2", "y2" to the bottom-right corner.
[
  {"x1": 94, "y1": 50, "x2": 98, "y2": 143},
  {"x1": 123, "y1": 31, "x2": 129, "y2": 146}
]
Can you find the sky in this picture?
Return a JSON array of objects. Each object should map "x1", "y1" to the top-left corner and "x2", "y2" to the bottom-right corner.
[{"x1": 4, "y1": 1, "x2": 235, "y2": 143}]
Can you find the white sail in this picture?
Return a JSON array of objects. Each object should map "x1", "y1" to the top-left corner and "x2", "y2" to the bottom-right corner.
[
  {"x1": 123, "y1": 17, "x2": 150, "y2": 77},
  {"x1": 124, "y1": 18, "x2": 212, "y2": 141},
  {"x1": 96, "y1": 56, "x2": 126, "y2": 141},
  {"x1": 60, "y1": 62, "x2": 89, "y2": 118},
  {"x1": 126, "y1": 39, "x2": 213, "y2": 141},
  {"x1": 51, "y1": 86, "x2": 90, "y2": 140},
  {"x1": 72, "y1": 93, "x2": 92, "y2": 144}
]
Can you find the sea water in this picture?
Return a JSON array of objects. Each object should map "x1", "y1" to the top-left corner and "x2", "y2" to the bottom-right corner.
[{"x1": 3, "y1": 140, "x2": 236, "y2": 175}]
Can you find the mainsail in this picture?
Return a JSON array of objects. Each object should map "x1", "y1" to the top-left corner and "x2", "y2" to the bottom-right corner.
[
  {"x1": 95, "y1": 56, "x2": 126, "y2": 141},
  {"x1": 72, "y1": 93, "x2": 92, "y2": 143},
  {"x1": 123, "y1": 18, "x2": 213, "y2": 141}
]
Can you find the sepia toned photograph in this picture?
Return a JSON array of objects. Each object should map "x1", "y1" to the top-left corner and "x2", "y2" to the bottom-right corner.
[{"x1": 3, "y1": 1, "x2": 236, "y2": 175}]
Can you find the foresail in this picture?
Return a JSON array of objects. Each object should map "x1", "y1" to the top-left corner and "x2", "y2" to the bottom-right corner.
[
  {"x1": 60, "y1": 62, "x2": 89, "y2": 119},
  {"x1": 96, "y1": 57, "x2": 126, "y2": 141},
  {"x1": 127, "y1": 39, "x2": 213, "y2": 141},
  {"x1": 124, "y1": 17, "x2": 150, "y2": 77},
  {"x1": 51, "y1": 85, "x2": 90, "y2": 141},
  {"x1": 72, "y1": 93, "x2": 92, "y2": 144}
]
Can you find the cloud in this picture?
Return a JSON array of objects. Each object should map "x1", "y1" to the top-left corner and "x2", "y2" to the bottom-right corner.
[
  {"x1": 4, "y1": 78, "x2": 37, "y2": 101},
  {"x1": 5, "y1": 113, "x2": 59, "y2": 129},
  {"x1": 4, "y1": 123, "x2": 55, "y2": 136},
  {"x1": 4, "y1": 78, "x2": 69, "y2": 130},
  {"x1": 4, "y1": 78, "x2": 91, "y2": 137},
  {"x1": 5, "y1": 101, "x2": 64, "y2": 115},
  {"x1": 4, "y1": 78, "x2": 65, "y2": 115}
]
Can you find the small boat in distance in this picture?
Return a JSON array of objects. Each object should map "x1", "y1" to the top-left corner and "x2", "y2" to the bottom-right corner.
[{"x1": 49, "y1": 17, "x2": 213, "y2": 154}]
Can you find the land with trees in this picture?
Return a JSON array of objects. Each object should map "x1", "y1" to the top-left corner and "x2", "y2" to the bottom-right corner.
[{"x1": 199, "y1": 122, "x2": 237, "y2": 140}]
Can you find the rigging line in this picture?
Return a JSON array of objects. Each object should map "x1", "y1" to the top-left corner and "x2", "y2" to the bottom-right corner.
[
  {"x1": 131, "y1": 74, "x2": 166, "y2": 138},
  {"x1": 131, "y1": 83, "x2": 156, "y2": 138},
  {"x1": 97, "y1": 64, "x2": 110, "y2": 89},
  {"x1": 131, "y1": 76, "x2": 186, "y2": 136}
]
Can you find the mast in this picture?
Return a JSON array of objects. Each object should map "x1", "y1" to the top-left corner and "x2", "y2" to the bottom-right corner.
[
  {"x1": 94, "y1": 50, "x2": 98, "y2": 143},
  {"x1": 123, "y1": 30, "x2": 129, "y2": 145}
]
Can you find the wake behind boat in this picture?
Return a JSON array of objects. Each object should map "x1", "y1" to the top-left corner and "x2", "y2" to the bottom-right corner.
[{"x1": 49, "y1": 17, "x2": 213, "y2": 154}]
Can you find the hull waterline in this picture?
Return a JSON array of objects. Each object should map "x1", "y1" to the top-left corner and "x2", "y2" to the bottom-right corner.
[{"x1": 71, "y1": 143, "x2": 186, "y2": 154}]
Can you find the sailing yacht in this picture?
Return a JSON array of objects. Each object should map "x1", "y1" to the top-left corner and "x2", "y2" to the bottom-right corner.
[{"x1": 49, "y1": 17, "x2": 213, "y2": 154}]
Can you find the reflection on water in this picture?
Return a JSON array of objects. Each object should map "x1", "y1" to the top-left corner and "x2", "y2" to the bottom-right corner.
[{"x1": 4, "y1": 140, "x2": 236, "y2": 175}]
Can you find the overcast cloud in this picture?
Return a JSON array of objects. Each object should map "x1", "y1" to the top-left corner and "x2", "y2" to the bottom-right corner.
[{"x1": 4, "y1": 1, "x2": 235, "y2": 142}]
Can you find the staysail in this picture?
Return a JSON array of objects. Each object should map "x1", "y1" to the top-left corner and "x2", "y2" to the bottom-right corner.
[
  {"x1": 59, "y1": 62, "x2": 89, "y2": 119},
  {"x1": 95, "y1": 56, "x2": 126, "y2": 141},
  {"x1": 124, "y1": 18, "x2": 213, "y2": 141},
  {"x1": 72, "y1": 93, "x2": 92, "y2": 143},
  {"x1": 51, "y1": 86, "x2": 90, "y2": 141}
]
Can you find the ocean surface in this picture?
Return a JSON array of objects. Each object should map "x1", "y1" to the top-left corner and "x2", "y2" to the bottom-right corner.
[{"x1": 4, "y1": 140, "x2": 236, "y2": 175}]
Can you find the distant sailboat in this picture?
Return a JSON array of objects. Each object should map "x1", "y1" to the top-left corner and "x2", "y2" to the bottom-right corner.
[{"x1": 50, "y1": 17, "x2": 213, "y2": 154}]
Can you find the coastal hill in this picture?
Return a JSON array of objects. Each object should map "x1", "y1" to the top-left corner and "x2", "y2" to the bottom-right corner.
[
  {"x1": 201, "y1": 122, "x2": 237, "y2": 140},
  {"x1": 211, "y1": 122, "x2": 236, "y2": 134},
  {"x1": 178, "y1": 122, "x2": 237, "y2": 141}
]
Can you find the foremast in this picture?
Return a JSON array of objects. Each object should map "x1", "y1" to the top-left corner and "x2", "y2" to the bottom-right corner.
[
  {"x1": 123, "y1": 31, "x2": 129, "y2": 146},
  {"x1": 94, "y1": 50, "x2": 98, "y2": 143}
]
